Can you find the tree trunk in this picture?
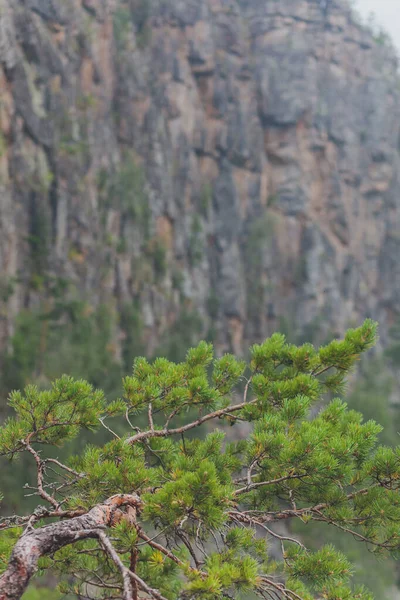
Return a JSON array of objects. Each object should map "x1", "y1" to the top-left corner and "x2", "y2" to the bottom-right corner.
[{"x1": 0, "y1": 494, "x2": 141, "y2": 600}]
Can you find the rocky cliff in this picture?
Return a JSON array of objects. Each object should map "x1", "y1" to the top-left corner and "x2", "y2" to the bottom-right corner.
[{"x1": 0, "y1": 0, "x2": 399, "y2": 369}]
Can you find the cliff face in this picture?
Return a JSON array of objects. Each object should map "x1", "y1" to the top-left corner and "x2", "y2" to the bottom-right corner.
[{"x1": 0, "y1": 0, "x2": 399, "y2": 361}]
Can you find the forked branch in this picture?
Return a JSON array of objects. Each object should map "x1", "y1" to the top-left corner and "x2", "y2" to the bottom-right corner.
[{"x1": 0, "y1": 495, "x2": 144, "y2": 600}]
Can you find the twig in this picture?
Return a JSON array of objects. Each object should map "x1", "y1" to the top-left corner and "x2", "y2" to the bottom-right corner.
[
  {"x1": 21, "y1": 441, "x2": 59, "y2": 509},
  {"x1": 136, "y1": 527, "x2": 169, "y2": 547},
  {"x1": 248, "y1": 516, "x2": 306, "y2": 550},
  {"x1": 234, "y1": 473, "x2": 308, "y2": 496},
  {"x1": 148, "y1": 403, "x2": 154, "y2": 431},
  {"x1": 176, "y1": 530, "x2": 202, "y2": 570},
  {"x1": 126, "y1": 399, "x2": 258, "y2": 445},
  {"x1": 99, "y1": 418, "x2": 120, "y2": 439},
  {"x1": 98, "y1": 532, "x2": 135, "y2": 600},
  {"x1": 125, "y1": 409, "x2": 140, "y2": 433},
  {"x1": 243, "y1": 376, "x2": 253, "y2": 404},
  {"x1": 136, "y1": 528, "x2": 200, "y2": 571},
  {"x1": 130, "y1": 546, "x2": 139, "y2": 600},
  {"x1": 246, "y1": 457, "x2": 259, "y2": 487},
  {"x1": 44, "y1": 458, "x2": 85, "y2": 478},
  {"x1": 259, "y1": 576, "x2": 304, "y2": 600}
]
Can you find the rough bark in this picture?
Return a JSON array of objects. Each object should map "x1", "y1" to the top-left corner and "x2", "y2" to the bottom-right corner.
[{"x1": 0, "y1": 494, "x2": 142, "y2": 600}]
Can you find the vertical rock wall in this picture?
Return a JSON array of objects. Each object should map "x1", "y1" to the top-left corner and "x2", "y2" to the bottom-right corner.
[{"x1": 0, "y1": 0, "x2": 399, "y2": 360}]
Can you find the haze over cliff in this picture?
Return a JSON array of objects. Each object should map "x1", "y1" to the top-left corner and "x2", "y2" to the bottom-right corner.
[{"x1": 0, "y1": 0, "x2": 400, "y2": 374}]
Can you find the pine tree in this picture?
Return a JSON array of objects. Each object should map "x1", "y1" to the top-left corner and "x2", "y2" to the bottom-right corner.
[{"x1": 0, "y1": 320, "x2": 399, "y2": 600}]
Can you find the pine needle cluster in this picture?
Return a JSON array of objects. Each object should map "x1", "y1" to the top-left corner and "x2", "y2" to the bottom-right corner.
[{"x1": 0, "y1": 320, "x2": 398, "y2": 600}]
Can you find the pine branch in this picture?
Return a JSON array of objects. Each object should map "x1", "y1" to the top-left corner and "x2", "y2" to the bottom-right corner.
[
  {"x1": 21, "y1": 440, "x2": 59, "y2": 510},
  {"x1": 0, "y1": 494, "x2": 142, "y2": 600},
  {"x1": 234, "y1": 473, "x2": 309, "y2": 496},
  {"x1": 125, "y1": 399, "x2": 257, "y2": 445},
  {"x1": 97, "y1": 531, "x2": 167, "y2": 600}
]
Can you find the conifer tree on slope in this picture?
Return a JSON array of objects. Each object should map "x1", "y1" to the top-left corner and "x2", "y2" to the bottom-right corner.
[{"x1": 1, "y1": 320, "x2": 399, "y2": 600}]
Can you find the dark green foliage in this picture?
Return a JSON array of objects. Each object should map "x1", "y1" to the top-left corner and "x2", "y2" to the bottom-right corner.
[
  {"x1": 347, "y1": 359, "x2": 397, "y2": 446},
  {"x1": 385, "y1": 318, "x2": 400, "y2": 367},
  {"x1": 132, "y1": 0, "x2": 152, "y2": 48},
  {"x1": 0, "y1": 131, "x2": 6, "y2": 158},
  {"x1": 295, "y1": 314, "x2": 325, "y2": 345},
  {"x1": 113, "y1": 5, "x2": 132, "y2": 51},
  {"x1": 147, "y1": 237, "x2": 168, "y2": 280},
  {"x1": 0, "y1": 276, "x2": 16, "y2": 303},
  {"x1": 120, "y1": 302, "x2": 145, "y2": 372},
  {"x1": 0, "y1": 297, "x2": 127, "y2": 512},
  {"x1": 199, "y1": 183, "x2": 213, "y2": 217},
  {"x1": 171, "y1": 267, "x2": 185, "y2": 294},
  {"x1": 154, "y1": 309, "x2": 204, "y2": 362},
  {"x1": 2, "y1": 310, "x2": 43, "y2": 390},
  {"x1": 188, "y1": 215, "x2": 204, "y2": 267},
  {"x1": 102, "y1": 153, "x2": 150, "y2": 229},
  {"x1": 206, "y1": 290, "x2": 219, "y2": 320},
  {"x1": 136, "y1": 23, "x2": 152, "y2": 49},
  {"x1": 2, "y1": 300, "x2": 123, "y2": 398},
  {"x1": 292, "y1": 356, "x2": 400, "y2": 598},
  {"x1": 28, "y1": 199, "x2": 50, "y2": 277},
  {"x1": 244, "y1": 210, "x2": 276, "y2": 323},
  {"x1": 1, "y1": 320, "x2": 400, "y2": 600},
  {"x1": 44, "y1": 302, "x2": 123, "y2": 396},
  {"x1": 59, "y1": 138, "x2": 90, "y2": 158},
  {"x1": 131, "y1": 0, "x2": 150, "y2": 32},
  {"x1": 113, "y1": 1, "x2": 151, "y2": 51}
]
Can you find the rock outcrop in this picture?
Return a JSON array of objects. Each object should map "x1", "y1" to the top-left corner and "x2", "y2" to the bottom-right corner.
[{"x1": 0, "y1": 0, "x2": 399, "y2": 361}]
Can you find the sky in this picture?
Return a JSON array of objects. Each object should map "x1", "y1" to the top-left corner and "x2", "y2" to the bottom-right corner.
[{"x1": 354, "y1": 0, "x2": 400, "y2": 50}]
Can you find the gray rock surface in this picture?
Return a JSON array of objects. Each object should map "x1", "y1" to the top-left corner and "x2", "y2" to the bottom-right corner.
[{"x1": 0, "y1": 0, "x2": 399, "y2": 356}]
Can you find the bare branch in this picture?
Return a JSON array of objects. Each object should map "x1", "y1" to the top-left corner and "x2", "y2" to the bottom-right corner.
[
  {"x1": 96, "y1": 532, "x2": 170, "y2": 600},
  {"x1": 126, "y1": 399, "x2": 257, "y2": 446},
  {"x1": 234, "y1": 473, "x2": 308, "y2": 496},
  {"x1": 44, "y1": 457, "x2": 85, "y2": 479},
  {"x1": 243, "y1": 376, "x2": 253, "y2": 404},
  {"x1": 259, "y1": 577, "x2": 304, "y2": 600},
  {"x1": 97, "y1": 531, "x2": 135, "y2": 600},
  {"x1": 125, "y1": 409, "x2": 140, "y2": 433},
  {"x1": 0, "y1": 494, "x2": 142, "y2": 600},
  {"x1": 148, "y1": 402, "x2": 155, "y2": 431},
  {"x1": 136, "y1": 527, "x2": 207, "y2": 576},
  {"x1": 99, "y1": 417, "x2": 121, "y2": 439},
  {"x1": 230, "y1": 511, "x2": 306, "y2": 550},
  {"x1": 21, "y1": 441, "x2": 59, "y2": 509}
]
